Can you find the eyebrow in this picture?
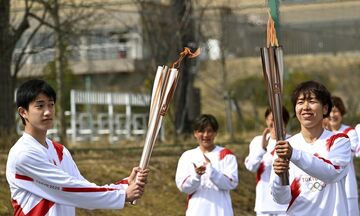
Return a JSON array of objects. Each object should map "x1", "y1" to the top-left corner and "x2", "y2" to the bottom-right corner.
[
  {"x1": 298, "y1": 95, "x2": 316, "y2": 100},
  {"x1": 34, "y1": 99, "x2": 54, "y2": 103}
]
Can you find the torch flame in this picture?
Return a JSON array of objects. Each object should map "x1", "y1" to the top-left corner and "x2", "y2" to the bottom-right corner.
[
  {"x1": 171, "y1": 47, "x2": 201, "y2": 69},
  {"x1": 267, "y1": 10, "x2": 279, "y2": 48}
]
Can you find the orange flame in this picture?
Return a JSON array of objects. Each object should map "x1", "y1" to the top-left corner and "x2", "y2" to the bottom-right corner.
[
  {"x1": 171, "y1": 47, "x2": 201, "y2": 68},
  {"x1": 267, "y1": 10, "x2": 279, "y2": 47}
]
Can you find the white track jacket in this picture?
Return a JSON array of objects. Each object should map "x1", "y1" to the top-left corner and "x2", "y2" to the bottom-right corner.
[
  {"x1": 244, "y1": 135, "x2": 288, "y2": 214},
  {"x1": 175, "y1": 146, "x2": 238, "y2": 216},
  {"x1": 334, "y1": 124, "x2": 359, "y2": 199},
  {"x1": 271, "y1": 129, "x2": 351, "y2": 216},
  {"x1": 6, "y1": 133, "x2": 128, "y2": 216}
]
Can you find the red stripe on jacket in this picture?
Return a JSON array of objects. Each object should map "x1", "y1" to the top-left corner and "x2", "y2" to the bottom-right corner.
[
  {"x1": 62, "y1": 187, "x2": 117, "y2": 192},
  {"x1": 343, "y1": 127, "x2": 354, "y2": 134},
  {"x1": 314, "y1": 153, "x2": 340, "y2": 169},
  {"x1": 12, "y1": 198, "x2": 54, "y2": 216},
  {"x1": 326, "y1": 133, "x2": 348, "y2": 151},
  {"x1": 52, "y1": 140, "x2": 64, "y2": 162},
  {"x1": 219, "y1": 148, "x2": 234, "y2": 160},
  {"x1": 15, "y1": 174, "x2": 34, "y2": 181},
  {"x1": 256, "y1": 162, "x2": 265, "y2": 185},
  {"x1": 114, "y1": 179, "x2": 129, "y2": 185},
  {"x1": 287, "y1": 178, "x2": 301, "y2": 211},
  {"x1": 186, "y1": 193, "x2": 194, "y2": 209}
]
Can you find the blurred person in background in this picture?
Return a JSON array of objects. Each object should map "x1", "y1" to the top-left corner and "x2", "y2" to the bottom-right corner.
[
  {"x1": 322, "y1": 116, "x2": 330, "y2": 130},
  {"x1": 355, "y1": 124, "x2": 360, "y2": 157},
  {"x1": 244, "y1": 106, "x2": 291, "y2": 216},
  {"x1": 271, "y1": 80, "x2": 351, "y2": 216},
  {"x1": 175, "y1": 114, "x2": 238, "y2": 216},
  {"x1": 327, "y1": 95, "x2": 359, "y2": 216},
  {"x1": 6, "y1": 79, "x2": 149, "y2": 216}
]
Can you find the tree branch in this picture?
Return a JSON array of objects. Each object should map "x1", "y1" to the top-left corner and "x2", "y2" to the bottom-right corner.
[
  {"x1": 13, "y1": 9, "x2": 48, "y2": 79},
  {"x1": 13, "y1": 0, "x2": 32, "y2": 44},
  {"x1": 28, "y1": 12, "x2": 57, "y2": 30}
]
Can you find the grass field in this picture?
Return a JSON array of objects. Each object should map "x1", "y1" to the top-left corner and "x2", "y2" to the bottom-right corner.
[{"x1": 1, "y1": 140, "x2": 359, "y2": 216}]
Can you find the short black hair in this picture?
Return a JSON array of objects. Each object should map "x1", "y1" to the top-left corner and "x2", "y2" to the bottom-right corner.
[
  {"x1": 192, "y1": 114, "x2": 219, "y2": 132},
  {"x1": 291, "y1": 80, "x2": 332, "y2": 118},
  {"x1": 331, "y1": 96, "x2": 346, "y2": 116},
  {"x1": 16, "y1": 79, "x2": 56, "y2": 125},
  {"x1": 264, "y1": 106, "x2": 290, "y2": 126}
]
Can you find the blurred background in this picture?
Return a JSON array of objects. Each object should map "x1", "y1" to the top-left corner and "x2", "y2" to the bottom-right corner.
[{"x1": 1, "y1": 0, "x2": 360, "y2": 215}]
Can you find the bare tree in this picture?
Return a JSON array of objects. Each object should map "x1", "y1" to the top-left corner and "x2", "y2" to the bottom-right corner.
[
  {"x1": 133, "y1": 0, "x2": 202, "y2": 138},
  {"x1": 26, "y1": 0, "x2": 100, "y2": 145},
  {"x1": 0, "y1": 0, "x2": 43, "y2": 136},
  {"x1": 0, "y1": 0, "x2": 101, "y2": 145}
]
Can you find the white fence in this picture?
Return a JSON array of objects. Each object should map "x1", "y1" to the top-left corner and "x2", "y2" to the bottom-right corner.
[{"x1": 69, "y1": 90, "x2": 151, "y2": 143}]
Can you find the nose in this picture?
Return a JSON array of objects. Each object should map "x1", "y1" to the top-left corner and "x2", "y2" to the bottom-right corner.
[
  {"x1": 44, "y1": 105, "x2": 54, "y2": 116},
  {"x1": 203, "y1": 131, "x2": 210, "y2": 137},
  {"x1": 303, "y1": 101, "x2": 310, "y2": 109},
  {"x1": 44, "y1": 108, "x2": 51, "y2": 116}
]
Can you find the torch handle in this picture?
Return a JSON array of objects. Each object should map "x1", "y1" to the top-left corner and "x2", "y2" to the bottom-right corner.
[{"x1": 260, "y1": 46, "x2": 289, "y2": 186}]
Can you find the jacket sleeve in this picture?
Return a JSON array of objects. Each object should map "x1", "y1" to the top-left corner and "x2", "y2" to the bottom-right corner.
[
  {"x1": 175, "y1": 152, "x2": 201, "y2": 194},
  {"x1": 244, "y1": 136, "x2": 266, "y2": 172},
  {"x1": 289, "y1": 135, "x2": 351, "y2": 184},
  {"x1": 345, "y1": 127, "x2": 359, "y2": 153},
  {"x1": 15, "y1": 148, "x2": 127, "y2": 210},
  {"x1": 356, "y1": 125, "x2": 360, "y2": 157},
  {"x1": 208, "y1": 154, "x2": 238, "y2": 190},
  {"x1": 270, "y1": 171, "x2": 292, "y2": 204}
]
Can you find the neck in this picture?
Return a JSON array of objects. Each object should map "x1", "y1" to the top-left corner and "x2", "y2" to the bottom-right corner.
[
  {"x1": 24, "y1": 127, "x2": 48, "y2": 148},
  {"x1": 329, "y1": 124, "x2": 341, "y2": 131},
  {"x1": 301, "y1": 126, "x2": 324, "y2": 144}
]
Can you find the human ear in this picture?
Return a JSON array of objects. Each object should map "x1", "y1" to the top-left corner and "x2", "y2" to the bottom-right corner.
[
  {"x1": 322, "y1": 105, "x2": 328, "y2": 116},
  {"x1": 193, "y1": 131, "x2": 197, "y2": 138},
  {"x1": 18, "y1": 107, "x2": 27, "y2": 119}
]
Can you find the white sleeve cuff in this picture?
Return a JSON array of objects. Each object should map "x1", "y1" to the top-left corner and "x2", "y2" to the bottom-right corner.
[{"x1": 290, "y1": 147, "x2": 301, "y2": 163}]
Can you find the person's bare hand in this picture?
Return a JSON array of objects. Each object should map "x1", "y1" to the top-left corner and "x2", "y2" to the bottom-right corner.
[
  {"x1": 262, "y1": 128, "x2": 271, "y2": 150},
  {"x1": 193, "y1": 163, "x2": 206, "y2": 176},
  {"x1": 275, "y1": 140, "x2": 292, "y2": 159},
  {"x1": 125, "y1": 167, "x2": 149, "y2": 202},
  {"x1": 203, "y1": 153, "x2": 211, "y2": 164},
  {"x1": 273, "y1": 158, "x2": 289, "y2": 176},
  {"x1": 193, "y1": 154, "x2": 211, "y2": 176},
  {"x1": 128, "y1": 167, "x2": 149, "y2": 184},
  {"x1": 125, "y1": 181, "x2": 144, "y2": 202}
]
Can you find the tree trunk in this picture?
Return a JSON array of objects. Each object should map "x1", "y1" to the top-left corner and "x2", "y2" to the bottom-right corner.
[
  {"x1": 0, "y1": 0, "x2": 16, "y2": 134},
  {"x1": 172, "y1": 0, "x2": 198, "y2": 135},
  {"x1": 52, "y1": 0, "x2": 67, "y2": 146}
]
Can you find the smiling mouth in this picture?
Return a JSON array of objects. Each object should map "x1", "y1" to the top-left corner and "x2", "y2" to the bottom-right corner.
[
  {"x1": 202, "y1": 139, "x2": 211, "y2": 143},
  {"x1": 302, "y1": 113, "x2": 312, "y2": 117}
]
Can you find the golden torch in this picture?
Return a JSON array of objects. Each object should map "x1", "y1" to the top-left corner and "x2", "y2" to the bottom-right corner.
[
  {"x1": 260, "y1": 11, "x2": 289, "y2": 185},
  {"x1": 133, "y1": 47, "x2": 200, "y2": 204}
]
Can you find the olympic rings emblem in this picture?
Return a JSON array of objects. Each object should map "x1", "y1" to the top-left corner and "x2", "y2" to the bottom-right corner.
[{"x1": 306, "y1": 181, "x2": 326, "y2": 192}]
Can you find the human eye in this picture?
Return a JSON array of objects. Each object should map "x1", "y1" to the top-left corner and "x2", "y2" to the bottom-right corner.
[
  {"x1": 310, "y1": 98, "x2": 319, "y2": 104},
  {"x1": 35, "y1": 103, "x2": 44, "y2": 108}
]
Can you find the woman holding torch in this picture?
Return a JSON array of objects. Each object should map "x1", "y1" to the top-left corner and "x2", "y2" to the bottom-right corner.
[{"x1": 271, "y1": 80, "x2": 351, "y2": 216}]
